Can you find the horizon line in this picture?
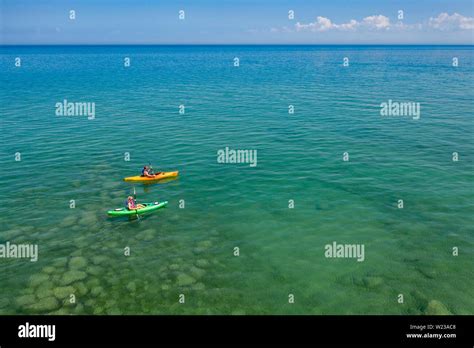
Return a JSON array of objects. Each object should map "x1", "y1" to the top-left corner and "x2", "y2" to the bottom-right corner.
[{"x1": 2, "y1": 43, "x2": 474, "y2": 47}]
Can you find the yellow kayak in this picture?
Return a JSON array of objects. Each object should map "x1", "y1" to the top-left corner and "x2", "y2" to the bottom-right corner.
[{"x1": 124, "y1": 171, "x2": 179, "y2": 182}]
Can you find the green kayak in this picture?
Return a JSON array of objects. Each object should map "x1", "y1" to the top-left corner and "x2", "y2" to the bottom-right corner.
[{"x1": 107, "y1": 201, "x2": 168, "y2": 217}]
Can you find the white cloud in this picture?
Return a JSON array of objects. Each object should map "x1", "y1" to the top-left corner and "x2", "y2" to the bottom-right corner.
[
  {"x1": 296, "y1": 15, "x2": 390, "y2": 32},
  {"x1": 362, "y1": 15, "x2": 390, "y2": 30},
  {"x1": 338, "y1": 19, "x2": 359, "y2": 31},
  {"x1": 429, "y1": 13, "x2": 474, "y2": 30},
  {"x1": 293, "y1": 12, "x2": 473, "y2": 34},
  {"x1": 295, "y1": 16, "x2": 337, "y2": 32}
]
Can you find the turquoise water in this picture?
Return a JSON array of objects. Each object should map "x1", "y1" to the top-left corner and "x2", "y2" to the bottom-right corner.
[{"x1": 0, "y1": 45, "x2": 473, "y2": 314}]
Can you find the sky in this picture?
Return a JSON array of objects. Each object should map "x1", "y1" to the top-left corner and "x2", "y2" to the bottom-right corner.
[{"x1": 1, "y1": 0, "x2": 473, "y2": 44}]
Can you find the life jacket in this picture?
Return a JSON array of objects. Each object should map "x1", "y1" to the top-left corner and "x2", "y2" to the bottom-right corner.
[{"x1": 126, "y1": 199, "x2": 136, "y2": 209}]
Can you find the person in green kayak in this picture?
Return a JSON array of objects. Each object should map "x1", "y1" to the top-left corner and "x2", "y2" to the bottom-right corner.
[{"x1": 126, "y1": 196, "x2": 144, "y2": 210}]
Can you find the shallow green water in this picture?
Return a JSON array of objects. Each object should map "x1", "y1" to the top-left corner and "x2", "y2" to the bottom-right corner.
[{"x1": 0, "y1": 45, "x2": 473, "y2": 314}]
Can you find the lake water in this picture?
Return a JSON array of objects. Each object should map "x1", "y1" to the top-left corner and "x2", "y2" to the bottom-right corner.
[{"x1": 0, "y1": 45, "x2": 473, "y2": 314}]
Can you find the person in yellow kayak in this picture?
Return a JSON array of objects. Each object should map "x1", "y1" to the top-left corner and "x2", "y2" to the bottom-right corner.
[
  {"x1": 126, "y1": 196, "x2": 144, "y2": 210},
  {"x1": 141, "y1": 165, "x2": 161, "y2": 178}
]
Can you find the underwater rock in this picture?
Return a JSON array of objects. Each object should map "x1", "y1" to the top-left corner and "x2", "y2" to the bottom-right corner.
[
  {"x1": 36, "y1": 283, "x2": 55, "y2": 299},
  {"x1": 93, "y1": 306, "x2": 105, "y2": 315},
  {"x1": 169, "y1": 214, "x2": 180, "y2": 222},
  {"x1": 189, "y1": 266, "x2": 205, "y2": 279},
  {"x1": 50, "y1": 274, "x2": 62, "y2": 285},
  {"x1": 107, "y1": 277, "x2": 120, "y2": 286},
  {"x1": 59, "y1": 215, "x2": 78, "y2": 228},
  {"x1": 26, "y1": 297, "x2": 60, "y2": 313},
  {"x1": 107, "y1": 308, "x2": 122, "y2": 315},
  {"x1": 104, "y1": 300, "x2": 117, "y2": 309},
  {"x1": 29, "y1": 274, "x2": 50, "y2": 288},
  {"x1": 91, "y1": 255, "x2": 108, "y2": 266},
  {"x1": 362, "y1": 276, "x2": 384, "y2": 289},
  {"x1": 176, "y1": 273, "x2": 196, "y2": 286},
  {"x1": 73, "y1": 303, "x2": 85, "y2": 314},
  {"x1": 61, "y1": 270, "x2": 87, "y2": 285},
  {"x1": 75, "y1": 239, "x2": 91, "y2": 248},
  {"x1": 198, "y1": 240, "x2": 212, "y2": 249},
  {"x1": 87, "y1": 266, "x2": 102, "y2": 276},
  {"x1": 416, "y1": 267, "x2": 437, "y2": 279},
  {"x1": 141, "y1": 232, "x2": 155, "y2": 241},
  {"x1": 136, "y1": 229, "x2": 155, "y2": 241},
  {"x1": 52, "y1": 257, "x2": 68, "y2": 268},
  {"x1": 22, "y1": 287, "x2": 35, "y2": 295},
  {"x1": 126, "y1": 282, "x2": 137, "y2": 293},
  {"x1": 41, "y1": 266, "x2": 57, "y2": 275},
  {"x1": 410, "y1": 290, "x2": 429, "y2": 313},
  {"x1": 192, "y1": 283, "x2": 206, "y2": 291},
  {"x1": 107, "y1": 241, "x2": 119, "y2": 248},
  {"x1": 231, "y1": 310, "x2": 246, "y2": 315},
  {"x1": 90, "y1": 286, "x2": 105, "y2": 298},
  {"x1": 84, "y1": 299, "x2": 96, "y2": 308},
  {"x1": 79, "y1": 214, "x2": 99, "y2": 226},
  {"x1": 74, "y1": 282, "x2": 89, "y2": 296},
  {"x1": 85, "y1": 278, "x2": 101, "y2": 289},
  {"x1": 426, "y1": 300, "x2": 452, "y2": 315},
  {"x1": 193, "y1": 247, "x2": 205, "y2": 255},
  {"x1": 16, "y1": 294, "x2": 36, "y2": 307},
  {"x1": 69, "y1": 256, "x2": 88, "y2": 270},
  {"x1": 169, "y1": 264, "x2": 180, "y2": 271},
  {"x1": 49, "y1": 308, "x2": 70, "y2": 315},
  {"x1": 193, "y1": 240, "x2": 213, "y2": 254},
  {"x1": 70, "y1": 250, "x2": 83, "y2": 257},
  {"x1": 53, "y1": 286, "x2": 75, "y2": 300},
  {"x1": 195, "y1": 259, "x2": 209, "y2": 268},
  {"x1": 0, "y1": 298, "x2": 11, "y2": 310}
]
